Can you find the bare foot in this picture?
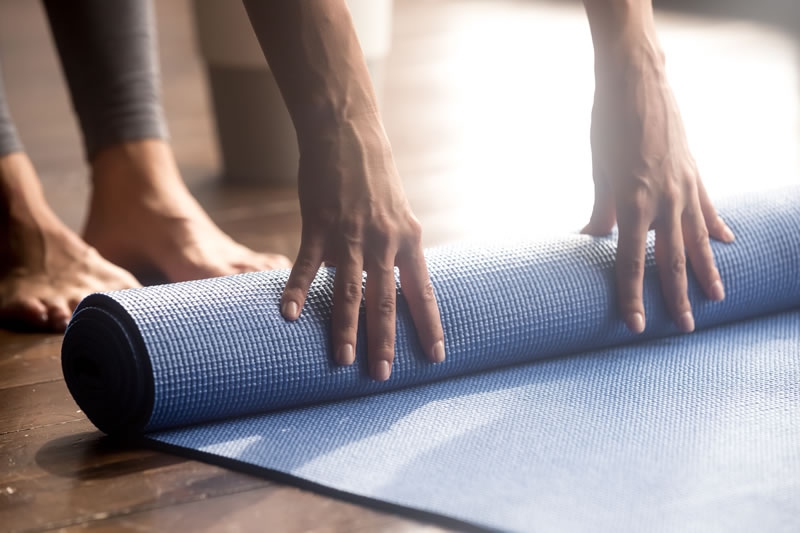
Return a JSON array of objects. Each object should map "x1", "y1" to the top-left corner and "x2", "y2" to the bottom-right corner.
[
  {"x1": 0, "y1": 153, "x2": 140, "y2": 332},
  {"x1": 83, "y1": 140, "x2": 291, "y2": 282}
]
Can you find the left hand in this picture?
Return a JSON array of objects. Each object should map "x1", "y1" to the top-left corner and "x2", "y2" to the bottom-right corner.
[{"x1": 582, "y1": 38, "x2": 735, "y2": 334}]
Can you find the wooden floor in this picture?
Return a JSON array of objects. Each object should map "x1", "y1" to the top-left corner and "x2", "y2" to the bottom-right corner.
[{"x1": 1, "y1": 0, "x2": 798, "y2": 531}]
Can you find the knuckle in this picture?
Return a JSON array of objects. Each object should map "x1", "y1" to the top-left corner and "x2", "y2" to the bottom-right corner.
[
  {"x1": 340, "y1": 280, "x2": 363, "y2": 304},
  {"x1": 690, "y1": 225, "x2": 710, "y2": 250},
  {"x1": 661, "y1": 182, "x2": 683, "y2": 209},
  {"x1": 375, "y1": 295, "x2": 396, "y2": 317},
  {"x1": 682, "y1": 165, "x2": 699, "y2": 186},
  {"x1": 311, "y1": 208, "x2": 338, "y2": 232},
  {"x1": 620, "y1": 255, "x2": 646, "y2": 279},
  {"x1": 673, "y1": 292, "x2": 691, "y2": 310},
  {"x1": 370, "y1": 230, "x2": 394, "y2": 251},
  {"x1": 381, "y1": 340, "x2": 396, "y2": 354},
  {"x1": 405, "y1": 216, "x2": 424, "y2": 245},
  {"x1": 292, "y1": 256, "x2": 319, "y2": 279},
  {"x1": 366, "y1": 215, "x2": 396, "y2": 249},
  {"x1": 420, "y1": 279, "x2": 436, "y2": 303},
  {"x1": 372, "y1": 212, "x2": 394, "y2": 229},
  {"x1": 373, "y1": 339, "x2": 396, "y2": 357},
  {"x1": 364, "y1": 241, "x2": 397, "y2": 269},
  {"x1": 622, "y1": 184, "x2": 652, "y2": 221},
  {"x1": 339, "y1": 216, "x2": 365, "y2": 242},
  {"x1": 670, "y1": 254, "x2": 687, "y2": 275}
]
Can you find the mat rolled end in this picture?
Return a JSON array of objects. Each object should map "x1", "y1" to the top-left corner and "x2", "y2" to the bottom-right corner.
[{"x1": 62, "y1": 295, "x2": 154, "y2": 436}]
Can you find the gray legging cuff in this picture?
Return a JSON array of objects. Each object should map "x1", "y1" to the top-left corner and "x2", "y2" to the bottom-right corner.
[
  {"x1": 43, "y1": 0, "x2": 169, "y2": 160},
  {"x1": 0, "y1": 67, "x2": 24, "y2": 158}
]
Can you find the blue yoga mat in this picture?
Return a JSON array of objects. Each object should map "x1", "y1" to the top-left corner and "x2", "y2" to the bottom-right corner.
[{"x1": 62, "y1": 187, "x2": 800, "y2": 532}]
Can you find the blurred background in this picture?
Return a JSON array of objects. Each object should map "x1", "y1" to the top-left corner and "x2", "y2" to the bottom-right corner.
[{"x1": 0, "y1": 0, "x2": 797, "y2": 259}]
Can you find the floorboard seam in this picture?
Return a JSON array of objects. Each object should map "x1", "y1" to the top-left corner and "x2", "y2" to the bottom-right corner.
[
  {"x1": 0, "y1": 418, "x2": 87, "y2": 437},
  {"x1": 0, "y1": 378, "x2": 65, "y2": 393},
  {"x1": 19, "y1": 480, "x2": 276, "y2": 533}
]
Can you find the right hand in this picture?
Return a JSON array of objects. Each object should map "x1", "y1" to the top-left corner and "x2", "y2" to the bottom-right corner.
[{"x1": 280, "y1": 114, "x2": 445, "y2": 381}]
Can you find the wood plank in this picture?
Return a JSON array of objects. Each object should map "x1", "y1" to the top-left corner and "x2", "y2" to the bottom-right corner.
[
  {"x1": 0, "y1": 418, "x2": 439, "y2": 532},
  {"x1": 59, "y1": 484, "x2": 446, "y2": 533},
  {"x1": 0, "y1": 380, "x2": 83, "y2": 435},
  {"x1": 0, "y1": 333, "x2": 63, "y2": 390},
  {"x1": 0, "y1": 0, "x2": 798, "y2": 531},
  {"x1": 0, "y1": 419, "x2": 269, "y2": 532}
]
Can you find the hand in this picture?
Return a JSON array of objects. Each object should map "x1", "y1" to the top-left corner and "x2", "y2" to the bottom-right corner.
[
  {"x1": 280, "y1": 115, "x2": 445, "y2": 380},
  {"x1": 582, "y1": 39, "x2": 735, "y2": 334}
]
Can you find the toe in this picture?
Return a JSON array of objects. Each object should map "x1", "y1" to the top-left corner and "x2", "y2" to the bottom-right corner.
[
  {"x1": 67, "y1": 295, "x2": 84, "y2": 312},
  {"x1": 257, "y1": 253, "x2": 292, "y2": 271},
  {"x1": 44, "y1": 299, "x2": 72, "y2": 332},
  {"x1": 0, "y1": 297, "x2": 49, "y2": 329}
]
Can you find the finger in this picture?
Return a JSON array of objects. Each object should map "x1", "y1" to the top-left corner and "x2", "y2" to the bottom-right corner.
[
  {"x1": 281, "y1": 236, "x2": 324, "y2": 321},
  {"x1": 364, "y1": 260, "x2": 398, "y2": 382},
  {"x1": 331, "y1": 253, "x2": 364, "y2": 366},
  {"x1": 696, "y1": 178, "x2": 735, "y2": 243},
  {"x1": 397, "y1": 248, "x2": 445, "y2": 363},
  {"x1": 683, "y1": 195, "x2": 725, "y2": 302},
  {"x1": 654, "y1": 211, "x2": 694, "y2": 333},
  {"x1": 615, "y1": 210, "x2": 650, "y2": 334},
  {"x1": 582, "y1": 169, "x2": 616, "y2": 236}
]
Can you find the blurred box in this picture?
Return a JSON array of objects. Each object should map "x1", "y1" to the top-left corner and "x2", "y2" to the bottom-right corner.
[{"x1": 193, "y1": 0, "x2": 393, "y2": 185}]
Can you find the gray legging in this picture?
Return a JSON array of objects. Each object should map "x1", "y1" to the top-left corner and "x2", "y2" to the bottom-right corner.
[{"x1": 0, "y1": 0, "x2": 168, "y2": 159}]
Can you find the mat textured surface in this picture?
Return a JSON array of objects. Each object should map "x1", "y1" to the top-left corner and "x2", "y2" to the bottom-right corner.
[{"x1": 63, "y1": 188, "x2": 800, "y2": 532}]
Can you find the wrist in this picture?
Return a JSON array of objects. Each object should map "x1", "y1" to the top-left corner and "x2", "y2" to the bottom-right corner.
[
  {"x1": 294, "y1": 105, "x2": 381, "y2": 146},
  {"x1": 296, "y1": 111, "x2": 394, "y2": 169}
]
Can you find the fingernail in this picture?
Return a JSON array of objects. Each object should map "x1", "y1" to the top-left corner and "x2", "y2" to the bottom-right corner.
[
  {"x1": 281, "y1": 301, "x2": 299, "y2": 320},
  {"x1": 678, "y1": 311, "x2": 695, "y2": 333},
  {"x1": 710, "y1": 280, "x2": 725, "y2": 301},
  {"x1": 337, "y1": 344, "x2": 355, "y2": 365},
  {"x1": 59, "y1": 317, "x2": 70, "y2": 331},
  {"x1": 39, "y1": 312, "x2": 48, "y2": 324},
  {"x1": 431, "y1": 340, "x2": 446, "y2": 363},
  {"x1": 372, "y1": 360, "x2": 392, "y2": 382},
  {"x1": 626, "y1": 312, "x2": 645, "y2": 334},
  {"x1": 721, "y1": 224, "x2": 735, "y2": 243}
]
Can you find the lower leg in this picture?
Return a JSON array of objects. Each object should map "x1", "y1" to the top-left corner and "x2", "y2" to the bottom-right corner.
[
  {"x1": 83, "y1": 140, "x2": 290, "y2": 281},
  {"x1": 0, "y1": 67, "x2": 23, "y2": 157},
  {"x1": 45, "y1": 0, "x2": 290, "y2": 281},
  {"x1": 0, "y1": 56, "x2": 138, "y2": 331}
]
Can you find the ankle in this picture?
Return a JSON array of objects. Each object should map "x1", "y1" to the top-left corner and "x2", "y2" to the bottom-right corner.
[
  {"x1": 91, "y1": 139, "x2": 178, "y2": 184},
  {"x1": 0, "y1": 152, "x2": 56, "y2": 227}
]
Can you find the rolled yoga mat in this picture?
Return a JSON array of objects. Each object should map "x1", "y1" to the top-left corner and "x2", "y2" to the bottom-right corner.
[{"x1": 63, "y1": 188, "x2": 800, "y2": 532}]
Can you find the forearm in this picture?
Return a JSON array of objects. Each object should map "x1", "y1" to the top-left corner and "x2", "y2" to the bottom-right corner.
[
  {"x1": 582, "y1": 0, "x2": 664, "y2": 74},
  {"x1": 242, "y1": 0, "x2": 381, "y2": 147}
]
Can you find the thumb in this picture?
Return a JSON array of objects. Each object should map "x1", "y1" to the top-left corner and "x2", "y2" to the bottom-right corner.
[{"x1": 582, "y1": 170, "x2": 616, "y2": 236}]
